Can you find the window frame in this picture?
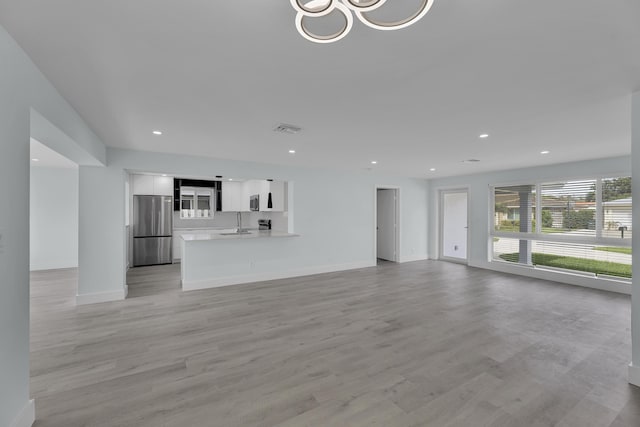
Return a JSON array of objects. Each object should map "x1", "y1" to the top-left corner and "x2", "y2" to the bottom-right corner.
[
  {"x1": 490, "y1": 175, "x2": 632, "y2": 248},
  {"x1": 180, "y1": 186, "x2": 214, "y2": 219}
]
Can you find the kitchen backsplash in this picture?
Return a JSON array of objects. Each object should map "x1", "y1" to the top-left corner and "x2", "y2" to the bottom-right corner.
[{"x1": 173, "y1": 211, "x2": 287, "y2": 231}]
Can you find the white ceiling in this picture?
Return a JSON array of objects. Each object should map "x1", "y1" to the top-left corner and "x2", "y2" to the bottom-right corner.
[
  {"x1": 30, "y1": 138, "x2": 78, "y2": 169},
  {"x1": 2, "y1": 1, "x2": 640, "y2": 178}
]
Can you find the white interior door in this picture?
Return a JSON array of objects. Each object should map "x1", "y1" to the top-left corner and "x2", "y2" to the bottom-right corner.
[
  {"x1": 377, "y1": 189, "x2": 397, "y2": 261},
  {"x1": 441, "y1": 190, "x2": 468, "y2": 262}
]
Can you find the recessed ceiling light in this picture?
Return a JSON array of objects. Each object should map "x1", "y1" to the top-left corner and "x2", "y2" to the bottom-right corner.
[
  {"x1": 162, "y1": 174, "x2": 167, "y2": 177},
  {"x1": 429, "y1": 168, "x2": 436, "y2": 172},
  {"x1": 152, "y1": 130, "x2": 163, "y2": 135},
  {"x1": 479, "y1": 134, "x2": 489, "y2": 139},
  {"x1": 371, "y1": 161, "x2": 377, "y2": 165},
  {"x1": 228, "y1": 178, "x2": 233, "y2": 181},
  {"x1": 31, "y1": 158, "x2": 39, "y2": 162},
  {"x1": 541, "y1": 150, "x2": 550, "y2": 154},
  {"x1": 289, "y1": 149, "x2": 296, "y2": 154}
]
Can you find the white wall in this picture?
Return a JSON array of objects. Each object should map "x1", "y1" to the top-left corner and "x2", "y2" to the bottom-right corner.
[
  {"x1": 78, "y1": 147, "x2": 429, "y2": 298},
  {"x1": 78, "y1": 166, "x2": 127, "y2": 301},
  {"x1": 631, "y1": 91, "x2": 640, "y2": 384},
  {"x1": 0, "y1": 23, "x2": 105, "y2": 427},
  {"x1": 428, "y1": 155, "x2": 631, "y2": 292},
  {"x1": 30, "y1": 166, "x2": 78, "y2": 271}
]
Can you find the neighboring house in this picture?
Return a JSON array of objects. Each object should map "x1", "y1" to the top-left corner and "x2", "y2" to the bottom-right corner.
[
  {"x1": 495, "y1": 199, "x2": 596, "y2": 229},
  {"x1": 603, "y1": 197, "x2": 632, "y2": 229}
]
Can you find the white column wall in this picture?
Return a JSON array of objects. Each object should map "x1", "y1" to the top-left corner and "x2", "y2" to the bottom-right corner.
[
  {"x1": 631, "y1": 91, "x2": 640, "y2": 386},
  {"x1": 77, "y1": 166, "x2": 127, "y2": 303},
  {"x1": 0, "y1": 23, "x2": 105, "y2": 426}
]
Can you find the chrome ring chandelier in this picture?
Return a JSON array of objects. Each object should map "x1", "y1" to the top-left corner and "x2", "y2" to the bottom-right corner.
[{"x1": 290, "y1": 0, "x2": 435, "y2": 44}]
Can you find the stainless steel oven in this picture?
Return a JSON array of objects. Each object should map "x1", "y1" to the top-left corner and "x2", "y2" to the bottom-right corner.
[{"x1": 250, "y1": 194, "x2": 259, "y2": 211}]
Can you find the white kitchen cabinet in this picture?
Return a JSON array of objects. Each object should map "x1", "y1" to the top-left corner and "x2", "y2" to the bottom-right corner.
[
  {"x1": 267, "y1": 181, "x2": 286, "y2": 212},
  {"x1": 131, "y1": 174, "x2": 174, "y2": 196},
  {"x1": 132, "y1": 174, "x2": 154, "y2": 195},
  {"x1": 255, "y1": 180, "x2": 285, "y2": 212},
  {"x1": 173, "y1": 232, "x2": 183, "y2": 261},
  {"x1": 240, "y1": 180, "x2": 253, "y2": 212},
  {"x1": 220, "y1": 179, "x2": 287, "y2": 212},
  {"x1": 153, "y1": 176, "x2": 173, "y2": 196},
  {"x1": 221, "y1": 181, "x2": 244, "y2": 212}
]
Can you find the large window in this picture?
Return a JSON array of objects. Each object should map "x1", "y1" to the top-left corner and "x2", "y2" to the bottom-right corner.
[{"x1": 492, "y1": 176, "x2": 631, "y2": 280}]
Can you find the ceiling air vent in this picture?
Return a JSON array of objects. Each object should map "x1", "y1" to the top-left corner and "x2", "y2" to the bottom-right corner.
[
  {"x1": 462, "y1": 159, "x2": 481, "y2": 163},
  {"x1": 273, "y1": 123, "x2": 302, "y2": 135}
]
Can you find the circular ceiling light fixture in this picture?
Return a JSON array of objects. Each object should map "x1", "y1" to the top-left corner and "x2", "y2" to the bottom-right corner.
[
  {"x1": 295, "y1": 0, "x2": 353, "y2": 44},
  {"x1": 290, "y1": 0, "x2": 435, "y2": 43}
]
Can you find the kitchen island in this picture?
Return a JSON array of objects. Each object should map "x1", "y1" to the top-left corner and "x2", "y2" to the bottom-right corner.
[{"x1": 180, "y1": 230, "x2": 300, "y2": 291}]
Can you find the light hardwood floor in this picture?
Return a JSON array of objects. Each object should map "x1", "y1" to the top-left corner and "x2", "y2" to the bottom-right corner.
[{"x1": 30, "y1": 261, "x2": 640, "y2": 426}]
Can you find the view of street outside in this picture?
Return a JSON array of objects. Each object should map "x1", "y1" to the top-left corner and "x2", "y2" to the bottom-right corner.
[{"x1": 493, "y1": 177, "x2": 632, "y2": 278}]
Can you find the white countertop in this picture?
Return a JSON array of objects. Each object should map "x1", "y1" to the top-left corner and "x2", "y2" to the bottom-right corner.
[{"x1": 181, "y1": 230, "x2": 299, "y2": 241}]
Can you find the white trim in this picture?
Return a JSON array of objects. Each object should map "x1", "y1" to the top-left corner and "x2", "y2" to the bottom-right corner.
[
  {"x1": 76, "y1": 288, "x2": 126, "y2": 305},
  {"x1": 182, "y1": 260, "x2": 375, "y2": 291},
  {"x1": 10, "y1": 399, "x2": 34, "y2": 427},
  {"x1": 629, "y1": 364, "x2": 640, "y2": 387},
  {"x1": 475, "y1": 259, "x2": 631, "y2": 295},
  {"x1": 398, "y1": 254, "x2": 429, "y2": 263},
  {"x1": 491, "y1": 231, "x2": 632, "y2": 247},
  {"x1": 489, "y1": 171, "x2": 631, "y2": 189}
]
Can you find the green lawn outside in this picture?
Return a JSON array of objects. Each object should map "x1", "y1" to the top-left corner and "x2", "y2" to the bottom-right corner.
[
  {"x1": 499, "y1": 252, "x2": 631, "y2": 278},
  {"x1": 594, "y1": 246, "x2": 632, "y2": 255}
]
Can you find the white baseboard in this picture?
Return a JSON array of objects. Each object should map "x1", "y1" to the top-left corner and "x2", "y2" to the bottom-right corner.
[
  {"x1": 182, "y1": 260, "x2": 376, "y2": 291},
  {"x1": 398, "y1": 254, "x2": 429, "y2": 263},
  {"x1": 10, "y1": 399, "x2": 34, "y2": 427},
  {"x1": 630, "y1": 364, "x2": 640, "y2": 388},
  {"x1": 76, "y1": 288, "x2": 127, "y2": 305}
]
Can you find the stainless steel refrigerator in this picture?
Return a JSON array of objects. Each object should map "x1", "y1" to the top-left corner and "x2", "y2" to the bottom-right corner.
[{"x1": 133, "y1": 195, "x2": 173, "y2": 266}]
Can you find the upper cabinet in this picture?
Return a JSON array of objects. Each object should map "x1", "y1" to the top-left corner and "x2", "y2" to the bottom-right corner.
[
  {"x1": 262, "y1": 180, "x2": 285, "y2": 212},
  {"x1": 221, "y1": 180, "x2": 287, "y2": 212},
  {"x1": 131, "y1": 174, "x2": 173, "y2": 196},
  {"x1": 221, "y1": 181, "x2": 244, "y2": 212},
  {"x1": 154, "y1": 176, "x2": 173, "y2": 196}
]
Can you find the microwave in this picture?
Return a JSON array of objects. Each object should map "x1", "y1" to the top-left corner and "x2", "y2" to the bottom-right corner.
[{"x1": 250, "y1": 194, "x2": 259, "y2": 211}]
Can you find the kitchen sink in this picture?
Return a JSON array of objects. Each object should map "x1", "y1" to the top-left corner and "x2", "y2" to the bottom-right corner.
[{"x1": 220, "y1": 231, "x2": 252, "y2": 235}]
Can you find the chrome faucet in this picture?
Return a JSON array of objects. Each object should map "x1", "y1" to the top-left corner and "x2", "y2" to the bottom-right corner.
[{"x1": 236, "y1": 211, "x2": 243, "y2": 233}]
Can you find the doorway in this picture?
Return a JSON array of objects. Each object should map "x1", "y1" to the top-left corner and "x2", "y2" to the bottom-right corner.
[
  {"x1": 440, "y1": 189, "x2": 468, "y2": 263},
  {"x1": 376, "y1": 187, "x2": 399, "y2": 262},
  {"x1": 29, "y1": 139, "x2": 79, "y2": 272}
]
